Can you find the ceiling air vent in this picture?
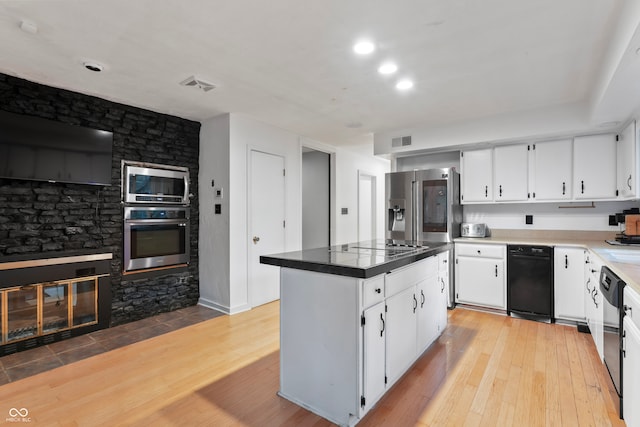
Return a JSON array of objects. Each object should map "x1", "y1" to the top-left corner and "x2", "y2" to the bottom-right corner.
[
  {"x1": 391, "y1": 136, "x2": 412, "y2": 147},
  {"x1": 179, "y1": 76, "x2": 216, "y2": 93}
]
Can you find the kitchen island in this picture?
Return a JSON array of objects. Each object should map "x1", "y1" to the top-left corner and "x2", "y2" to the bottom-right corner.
[{"x1": 260, "y1": 240, "x2": 450, "y2": 426}]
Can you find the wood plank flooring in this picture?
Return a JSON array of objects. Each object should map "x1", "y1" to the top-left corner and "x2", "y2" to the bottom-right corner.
[{"x1": 0, "y1": 302, "x2": 625, "y2": 426}]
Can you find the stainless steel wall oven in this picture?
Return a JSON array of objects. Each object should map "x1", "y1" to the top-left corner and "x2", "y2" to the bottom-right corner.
[{"x1": 123, "y1": 206, "x2": 190, "y2": 272}]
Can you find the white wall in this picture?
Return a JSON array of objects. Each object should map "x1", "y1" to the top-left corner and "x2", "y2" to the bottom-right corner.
[
  {"x1": 334, "y1": 148, "x2": 390, "y2": 245},
  {"x1": 302, "y1": 150, "x2": 330, "y2": 249},
  {"x1": 464, "y1": 201, "x2": 638, "y2": 232},
  {"x1": 199, "y1": 114, "x2": 388, "y2": 314},
  {"x1": 198, "y1": 114, "x2": 231, "y2": 311}
]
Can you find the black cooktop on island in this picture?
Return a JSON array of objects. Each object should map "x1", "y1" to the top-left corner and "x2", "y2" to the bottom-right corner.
[{"x1": 260, "y1": 239, "x2": 449, "y2": 279}]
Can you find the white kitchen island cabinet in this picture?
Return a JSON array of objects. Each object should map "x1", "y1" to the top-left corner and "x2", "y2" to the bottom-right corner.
[{"x1": 262, "y1": 241, "x2": 449, "y2": 426}]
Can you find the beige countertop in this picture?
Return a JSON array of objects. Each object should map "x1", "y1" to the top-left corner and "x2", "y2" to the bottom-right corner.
[{"x1": 455, "y1": 229, "x2": 640, "y2": 295}]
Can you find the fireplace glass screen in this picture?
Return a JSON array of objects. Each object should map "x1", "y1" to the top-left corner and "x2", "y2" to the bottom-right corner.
[{"x1": 2, "y1": 277, "x2": 99, "y2": 344}]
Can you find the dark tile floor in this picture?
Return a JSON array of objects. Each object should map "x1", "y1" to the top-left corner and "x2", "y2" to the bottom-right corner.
[{"x1": 0, "y1": 305, "x2": 224, "y2": 385}]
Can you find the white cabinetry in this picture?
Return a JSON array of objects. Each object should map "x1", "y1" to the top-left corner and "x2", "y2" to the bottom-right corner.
[
  {"x1": 623, "y1": 286, "x2": 640, "y2": 427},
  {"x1": 455, "y1": 243, "x2": 506, "y2": 309},
  {"x1": 531, "y1": 139, "x2": 573, "y2": 201},
  {"x1": 584, "y1": 252, "x2": 604, "y2": 360},
  {"x1": 385, "y1": 286, "x2": 418, "y2": 385},
  {"x1": 617, "y1": 120, "x2": 638, "y2": 199},
  {"x1": 460, "y1": 149, "x2": 493, "y2": 203},
  {"x1": 573, "y1": 134, "x2": 617, "y2": 200},
  {"x1": 437, "y1": 251, "x2": 449, "y2": 332},
  {"x1": 553, "y1": 247, "x2": 585, "y2": 321},
  {"x1": 417, "y1": 258, "x2": 439, "y2": 353},
  {"x1": 494, "y1": 144, "x2": 529, "y2": 201},
  {"x1": 362, "y1": 301, "x2": 386, "y2": 411}
]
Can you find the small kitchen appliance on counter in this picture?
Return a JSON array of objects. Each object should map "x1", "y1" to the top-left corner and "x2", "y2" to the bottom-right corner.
[{"x1": 461, "y1": 222, "x2": 487, "y2": 238}]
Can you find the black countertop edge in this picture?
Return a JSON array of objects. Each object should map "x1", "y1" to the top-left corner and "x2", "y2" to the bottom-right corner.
[{"x1": 260, "y1": 243, "x2": 451, "y2": 279}]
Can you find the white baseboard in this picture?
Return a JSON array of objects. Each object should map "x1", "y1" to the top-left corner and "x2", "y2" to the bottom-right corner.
[{"x1": 198, "y1": 297, "x2": 252, "y2": 315}]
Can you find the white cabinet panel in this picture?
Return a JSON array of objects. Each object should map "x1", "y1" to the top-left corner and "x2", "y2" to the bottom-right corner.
[
  {"x1": 437, "y1": 264, "x2": 448, "y2": 333},
  {"x1": 623, "y1": 315, "x2": 640, "y2": 427},
  {"x1": 362, "y1": 301, "x2": 386, "y2": 412},
  {"x1": 460, "y1": 149, "x2": 493, "y2": 203},
  {"x1": 553, "y1": 247, "x2": 585, "y2": 321},
  {"x1": 494, "y1": 144, "x2": 529, "y2": 201},
  {"x1": 584, "y1": 253, "x2": 603, "y2": 360},
  {"x1": 532, "y1": 139, "x2": 572, "y2": 201},
  {"x1": 455, "y1": 256, "x2": 505, "y2": 309},
  {"x1": 617, "y1": 120, "x2": 638, "y2": 199},
  {"x1": 573, "y1": 134, "x2": 617, "y2": 200},
  {"x1": 385, "y1": 286, "x2": 417, "y2": 385},
  {"x1": 417, "y1": 276, "x2": 439, "y2": 353}
]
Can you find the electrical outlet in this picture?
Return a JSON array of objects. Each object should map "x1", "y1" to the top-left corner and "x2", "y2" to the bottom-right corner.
[
  {"x1": 525, "y1": 215, "x2": 533, "y2": 225},
  {"x1": 215, "y1": 204, "x2": 221, "y2": 214}
]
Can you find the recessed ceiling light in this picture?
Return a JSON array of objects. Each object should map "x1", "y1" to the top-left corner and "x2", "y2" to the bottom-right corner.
[
  {"x1": 396, "y1": 79, "x2": 414, "y2": 90},
  {"x1": 378, "y1": 62, "x2": 398, "y2": 75},
  {"x1": 353, "y1": 40, "x2": 375, "y2": 55}
]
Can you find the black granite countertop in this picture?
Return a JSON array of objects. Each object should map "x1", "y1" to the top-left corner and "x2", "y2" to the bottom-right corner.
[{"x1": 260, "y1": 240, "x2": 450, "y2": 279}]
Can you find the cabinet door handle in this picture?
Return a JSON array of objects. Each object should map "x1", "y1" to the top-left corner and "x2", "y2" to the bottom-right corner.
[
  {"x1": 586, "y1": 277, "x2": 591, "y2": 293},
  {"x1": 562, "y1": 181, "x2": 566, "y2": 195},
  {"x1": 421, "y1": 290, "x2": 425, "y2": 308},
  {"x1": 499, "y1": 185, "x2": 502, "y2": 197},
  {"x1": 485, "y1": 185, "x2": 488, "y2": 197},
  {"x1": 628, "y1": 175, "x2": 632, "y2": 190},
  {"x1": 565, "y1": 255, "x2": 568, "y2": 269},
  {"x1": 622, "y1": 330, "x2": 626, "y2": 358},
  {"x1": 581, "y1": 180, "x2": 585, "y2": 194},
  {"x1": 625, "y1": 304, "x2": 633, "y2": 318},
  {"x1": 413, "y1": 294, "x2": 418, "y2": 313},
  {"x1": 495, "y1": 265, "x2": 498, "y2": 277},
  {"x1": 380, "y1": 313, "x2": 385, "y2": 337},
  {"x1": 440, "y1": 277, "x2": 445, "y2": 292},
  {"x1": 592, "y1": 289, "x2": 599, "y2": 308}
]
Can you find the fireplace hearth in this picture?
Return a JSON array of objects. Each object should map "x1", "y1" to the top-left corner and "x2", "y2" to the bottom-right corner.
[{"x1": 0, "y1": 252, "x2": 111, "y2": 356}]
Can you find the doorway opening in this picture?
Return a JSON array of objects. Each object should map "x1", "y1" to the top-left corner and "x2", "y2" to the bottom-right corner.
[
  {"x1": 358, "y1": 171, "x2": 377, "y2": 243},
  {"x1": 302, "y1": 148, "x2": 331, "y2": 250}
]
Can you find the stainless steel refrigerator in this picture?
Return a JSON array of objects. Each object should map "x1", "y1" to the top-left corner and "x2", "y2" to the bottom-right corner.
[{"x1": 385, "y1": 167, "x2": 462, "y2": 307}]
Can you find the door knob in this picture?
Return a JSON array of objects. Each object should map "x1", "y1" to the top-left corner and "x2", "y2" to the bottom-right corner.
[{"x1": 253, "y1": 236, "x2": 260, "y2": 244}]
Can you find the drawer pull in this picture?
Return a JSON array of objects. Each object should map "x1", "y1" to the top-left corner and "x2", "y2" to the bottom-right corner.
[
  {"x1": 495, "y1": 265, "x2": 498, "y2": 277},
  {"x1": 565, "y1": 255, "x2": 568, "y2": 269},
  {"x1": 562, "y1": 181, "x2": 566, "y2": 195}
]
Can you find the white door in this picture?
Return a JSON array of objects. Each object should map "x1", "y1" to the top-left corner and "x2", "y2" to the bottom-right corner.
[
  {"x1": 249, "y1": 150, "x2": 285, "y2": 307},
  {"x1": 358, "y1": 172, "x2": 376, "y2": 243}
]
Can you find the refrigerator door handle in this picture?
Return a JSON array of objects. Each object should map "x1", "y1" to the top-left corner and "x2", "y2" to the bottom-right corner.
[{"x1": 412, "y1": 179, "x2": 418, "y2": 242}]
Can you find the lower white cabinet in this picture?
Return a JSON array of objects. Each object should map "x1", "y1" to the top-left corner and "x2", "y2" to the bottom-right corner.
[
  {"x1": 623, "y1": 286, "x2": 640, "y2": 427},
  {"x1": 584, "y1": 251, "x2": 604, "y2": 360},
  {"x1": 386, "y1": 286, "x2": 418, "y2": 385},
  {"x1": 362, "y1": 301, "x2": 386, "y2": 413},
  {"x1": 553, "y1": 247, "x2": 585, "y2": 321},
  {"x1": 437, "y1": 251, "x2": 449, "y2": 333},
  {"x1": 455, "y1": 243, "x2": 506, "y2": 309}
]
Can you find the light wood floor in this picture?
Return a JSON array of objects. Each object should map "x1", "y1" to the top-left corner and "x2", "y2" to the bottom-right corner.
[{"x1": 0, "y1": 302, "x2": 625, "y2": 426}]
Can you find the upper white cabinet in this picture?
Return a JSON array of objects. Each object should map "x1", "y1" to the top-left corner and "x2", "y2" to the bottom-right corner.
[
  {"x1": 460, "y1": 149, "x2": 492, "y2": 203},
  {"x1": 494, "y1": 144, "x2": 529, "y2": 202},
  {"x1": 531, "y1": 139, "x2": 573, "y2": 201},
  {"x1": 617, "y1": 120, "x2": 638, "y2": 199},
  {"x1": 573, "y1": 134, "x2": 617, "y2": 200}
]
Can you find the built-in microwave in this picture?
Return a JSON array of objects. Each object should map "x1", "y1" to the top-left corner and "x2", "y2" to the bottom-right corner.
[{"x1": 122, "y1": 161, "x2": 191, "y2": 205}]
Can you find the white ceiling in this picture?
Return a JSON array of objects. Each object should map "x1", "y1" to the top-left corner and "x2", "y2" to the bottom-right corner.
[{"x1": 0, "y1": 0, "x2": 637, "y2": 149}]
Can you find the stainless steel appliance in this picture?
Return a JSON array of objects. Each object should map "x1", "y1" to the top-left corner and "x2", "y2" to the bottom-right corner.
[
  {"x1": 461, "y1": 223, "x2": 487, "y2": 238},
  {"x1": 385, "y1": 168, "x2": 461, "y2": 307},
  {"x1": 600, "y1": 266, "x2": 625, "y2": 418},
  {"x1": 122, "y1": 160, "x2": 191, "y2": 205},
  {"x1": 123, "y1": 206, "x2": 190, "y2": 272},
  {"x1": 507, "y1": 245, "x2": 553, "y2": 322},
  {"x1": 385, "y1": 168, "x2": 461, "y2": 243}
]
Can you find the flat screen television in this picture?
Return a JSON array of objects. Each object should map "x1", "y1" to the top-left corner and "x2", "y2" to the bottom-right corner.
[{"x1": 0, "y1": 110, "x2": 113, "y2": 186}]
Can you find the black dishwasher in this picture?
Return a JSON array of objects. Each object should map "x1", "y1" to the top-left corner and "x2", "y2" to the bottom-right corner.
[{"x1": 507, "y1": 245, "x2": 553, "y2": 321}]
